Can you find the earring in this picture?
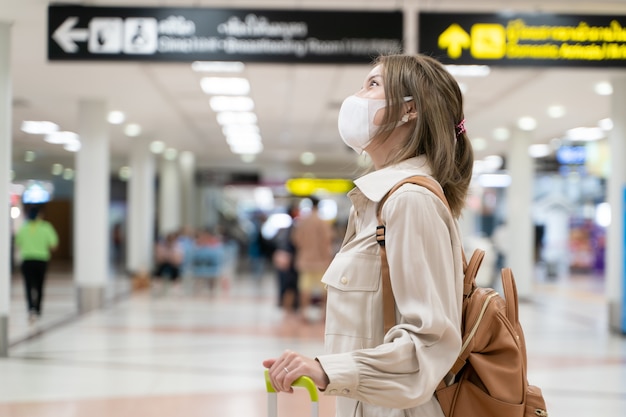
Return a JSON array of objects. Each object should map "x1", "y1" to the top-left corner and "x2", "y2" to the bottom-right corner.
[{"x1": 401, "y1": 114, "x2": 409, "y2": 123}]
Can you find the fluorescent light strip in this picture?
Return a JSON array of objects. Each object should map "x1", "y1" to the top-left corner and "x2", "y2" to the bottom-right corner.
[
  {"x1": 230, "y1": 141, "x2": 263, "y2": 154},
  {"x1": 192, "y1": 61, "x2": 245, "y2": 73},
  {"x1": 45, "y1": 131, "x2": 79, "y2": 145},
  {"x1": 21, "y1": 121, "x2": 59, "y2": 134},
  {"x1": 210, "y1": 96, "x2": 255, "y2": 112},
  {"x1": 222, "y1": 124, "x2": 260, "y2": 136},
  {"x1": 216, "y1": 111, "x2": 257, "y2": 125},
  {"x1": 445, "y1": 65, "x2": 491, "y2": 77},
  {"x1": 201, "y1": 77, "x2": 250, "y2": 95}
]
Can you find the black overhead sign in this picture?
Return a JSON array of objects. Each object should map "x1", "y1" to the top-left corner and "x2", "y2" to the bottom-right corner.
[
  {"x1": 48, "y1": 5, "x2": 403, "y2": 63},
  {"x1": 419, "y1": 12, "x2": 626, "y2": 67}
]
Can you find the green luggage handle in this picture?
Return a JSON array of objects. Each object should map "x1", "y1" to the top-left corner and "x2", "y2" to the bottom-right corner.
[{"x1": 265, "y1": 369, "x2": 319, "y2": 417}]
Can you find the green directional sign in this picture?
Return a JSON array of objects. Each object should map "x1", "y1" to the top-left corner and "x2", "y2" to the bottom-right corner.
[{"x1": 419, "y1": 12, "x2": 626, "y2": 67}]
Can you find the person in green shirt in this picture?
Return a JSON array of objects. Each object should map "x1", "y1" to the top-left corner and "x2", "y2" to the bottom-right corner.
[{"x1": 14, "y1": 205, "x2": 59, "y2": 323}]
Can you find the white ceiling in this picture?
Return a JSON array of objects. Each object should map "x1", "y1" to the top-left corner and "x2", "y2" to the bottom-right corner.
[{"x1": 3, "y1": 0, "x2": 626, "y2": 184}]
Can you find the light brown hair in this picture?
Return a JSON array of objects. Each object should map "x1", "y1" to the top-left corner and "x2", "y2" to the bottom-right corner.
[{"x1": 374, "y1": 54, "x2": 474, "y2": 218}]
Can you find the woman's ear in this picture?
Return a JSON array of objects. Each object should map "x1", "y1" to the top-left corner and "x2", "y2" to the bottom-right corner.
[
  {"x1": 403, "y1": 101, "x2": 418, "y2": 122},
  {"x1": 402, "y1": 106, "x2": 417, "y2": 122}
]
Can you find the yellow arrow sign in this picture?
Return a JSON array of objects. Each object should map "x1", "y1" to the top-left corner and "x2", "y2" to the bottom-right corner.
[{"x1": 438, "y1": 23, "x2": 470, "y2": 59}]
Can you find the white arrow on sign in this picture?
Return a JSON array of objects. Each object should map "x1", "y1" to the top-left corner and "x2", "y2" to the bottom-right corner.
[{"x1": 52, "y1": 17, "x2": 89, "y2": 53}]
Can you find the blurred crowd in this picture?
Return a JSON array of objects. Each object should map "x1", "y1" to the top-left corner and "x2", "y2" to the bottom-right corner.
[
  {"x1": 149, "y1": 196, "x2": 340, "y2": 323},
  {"x1": 151, "y1": 226, "x2": 238, "y2": 296}
]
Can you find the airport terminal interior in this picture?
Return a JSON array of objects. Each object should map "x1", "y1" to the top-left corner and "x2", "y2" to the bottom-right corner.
[{"x1": 2, "y1": 1, "x2": 626, "y2": 416}]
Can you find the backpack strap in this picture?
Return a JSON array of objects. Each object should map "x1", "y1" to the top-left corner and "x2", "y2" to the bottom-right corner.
[
  {"x1": 501, "y1": 267, "x2": 527, "y2": 363},
  {"x1": 376, "y1": 175, "x2": 451, "y2": 219},
  {"x1": 501, "y1": 267, "x2": 519, "y2": 324},
  {"x1": 377, "y1": 175, "x2": 474, "y2": 333},
  {"x1": 377, "y1": 176, "x2": 490, "y2": 390}
]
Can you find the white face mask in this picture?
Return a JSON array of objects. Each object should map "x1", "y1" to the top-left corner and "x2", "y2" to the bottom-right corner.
[{"x1": 337, "y1": 95, "x2": 412, "y2": 154}]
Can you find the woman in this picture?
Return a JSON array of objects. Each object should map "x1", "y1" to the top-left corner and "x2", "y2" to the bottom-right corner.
[{"x1": 263, "y1": 53, "x2": 473, "y2": 417}]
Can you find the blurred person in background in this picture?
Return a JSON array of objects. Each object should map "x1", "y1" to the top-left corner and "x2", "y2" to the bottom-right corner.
[
  {"x1": 291, "y1": 196, "x2": 333, "y2": 323},
  {"x1": 190, "y1": 227, "x2": 226, "y2": 295},
  {"x1": 247, "y1": 211, "x2": 272, "y2": 284},
  {"x1": 272, "y1": 201, "x2": 300, "y2": 316},
  {"x1": 15, "y1": 205, "x2": 58, "y2": 324},
  {"x1": 154, "y1": 232, "x2": 184, "y2": 291}
]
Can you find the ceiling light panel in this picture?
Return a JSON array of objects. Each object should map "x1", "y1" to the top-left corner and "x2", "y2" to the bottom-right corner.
[
  {"x1": 164, "y1": 148, "x2": 178, "y2": 160},
  {"x1": 478, "y1": 174, "x2": 511, "y2": 188},
  {"x1": 226, "y1": 133, "x2": 262, "y2": 145},
  {"x1": 24, "y1": 151, "x2": 36, "y2": 162},
  {"x1": 230, "y1": 141, "x2": 263, "y2": 154},
  {"x1": 45, "y1": 131, "x2": 79, "y2": 145},
  {"x1": 492, "y1": 127, "x2": 510, "y2": 141},
  {"x1": 21, "y1": 121, "x2": 59, "y2": 134},
  {"x1": 565, "y1": 127, "x2": 605, "y2": 141},
  {"x1": 300, "y1": 152, "x2": 316, "y2": 165},
  {"x1": 201, "y1": 77, "x2": 250, "y2": 95},
  {"x1": 119, "y1": 166, "x2": 131, "y2": 181},
  {"x1": 124, "y1": 123, "x2": 142, "y2": 137},
  {"x1": 51, "y1": 163, "x2": 63, "y2": 175},
  {"x1": 210, "y1": 96, "x2": 255, "y2": 112},
  {"x1": 63, "y1": 168, "x2": 74, "y2": 180},
  {"x1": 445, "y1": 65, "x2": 491, "y2": 77},
  {"x1": 64, "y1": 140, "x2": 81, "y2": 152},
  {"x1": 528, "y1": 144, "x2": 551, "y2": 158},
  {"x1": 471, "y1": 137, "x2": 487, "y2": 151},
  {"x1": 517, "y1": 116, "x2": 537, "y2": 131},
  {"x1": 594, "y1": 81, "x2": 613, "y2": 96},
  {"x1": 598, "y1": 118, "x2": 613, "y2": 130},
  {"x1": 150, "y1": 140, "x2": 166, "y2": 154},
  {"x1": 107, "y1": 111, "x2": 126, "y2": 124},
  {"x1": 216, "y1": 111, "x2": 257, "y2": 125},
  {"x1": 192, "y1": 61, "x2": 245, "y2": 73},
  {"x1": 222, "y1": 124, "x2": 259, "y2": 136},
  {"x1": 547, "y1": 105, "x2": 566, "y2": 118}
]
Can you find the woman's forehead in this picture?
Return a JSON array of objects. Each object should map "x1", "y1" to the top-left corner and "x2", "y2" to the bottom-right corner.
[{"x1": 366, "y1": 64, "x2": 383, "y2": 79}]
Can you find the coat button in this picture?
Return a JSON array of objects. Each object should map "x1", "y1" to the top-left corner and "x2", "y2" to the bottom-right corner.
[
  {"x1": 341, "y1": 388, "x2": 350, "y2": 395},
  {"x1": 329, "y1": 389, "x2": 338, "y2": 394},
  {"x1": 340, "y1": 276, "x2": 348, "y2": 285}
]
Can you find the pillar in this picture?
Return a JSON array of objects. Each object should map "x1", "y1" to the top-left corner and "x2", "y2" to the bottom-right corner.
[
  {"x1": 127, "y1": 138, "x2": 155, "y2": 276},
  {"x1": 178, "y1": 151, "x2": 196, "y2": 230},
  {"x1": 158, "y1": 157, "x2": 181, "y2": 236},
  {"x1": 0, "y1": 22, "x2": 12, "y2": 357},
  {"x1": 404, "y1": 2, "x2": 418, "y2": 55},
  {"x1": 75, "y1": 100, "x2": 109, "y2": 312},
  {"x1": 607, "y1": 77, "x2": 626, "y2": 333},
  {"x1": 506, "y1": 128, "x2": 534, "y2": 298}
]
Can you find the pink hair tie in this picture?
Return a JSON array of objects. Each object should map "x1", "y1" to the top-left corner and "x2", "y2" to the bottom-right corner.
[{"x1": 455, "y1": 119, "x2": 466, "y2": 136}]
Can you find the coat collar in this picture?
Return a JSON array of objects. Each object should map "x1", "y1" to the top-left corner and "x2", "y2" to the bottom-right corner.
[{"x1": 352, "y1": 156, "x2": 434, "y2": 203}]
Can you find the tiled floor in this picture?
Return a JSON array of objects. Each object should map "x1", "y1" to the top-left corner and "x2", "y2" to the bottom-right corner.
[{"x1": 1, "y1": 266, "x2": 624, "y2": 417}]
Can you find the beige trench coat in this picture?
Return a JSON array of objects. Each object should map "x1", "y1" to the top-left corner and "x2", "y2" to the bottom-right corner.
[{"x1": 316, "y1": 156, "x2": 465, "y2": 417}]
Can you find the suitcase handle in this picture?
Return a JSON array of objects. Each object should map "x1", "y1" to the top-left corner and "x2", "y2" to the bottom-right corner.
[{"x1": 265, "y1": 369, "x2": 319, "y2": 417}]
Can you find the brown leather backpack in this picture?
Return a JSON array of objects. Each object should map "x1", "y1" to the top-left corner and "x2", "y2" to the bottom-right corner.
[{"x1": 376, "y1": 176, "x2": 548, "y2": 417}]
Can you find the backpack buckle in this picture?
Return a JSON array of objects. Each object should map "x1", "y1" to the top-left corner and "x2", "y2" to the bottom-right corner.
[{"x1": 376, "y1": 225, "x2": 386, "y2": 247}]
